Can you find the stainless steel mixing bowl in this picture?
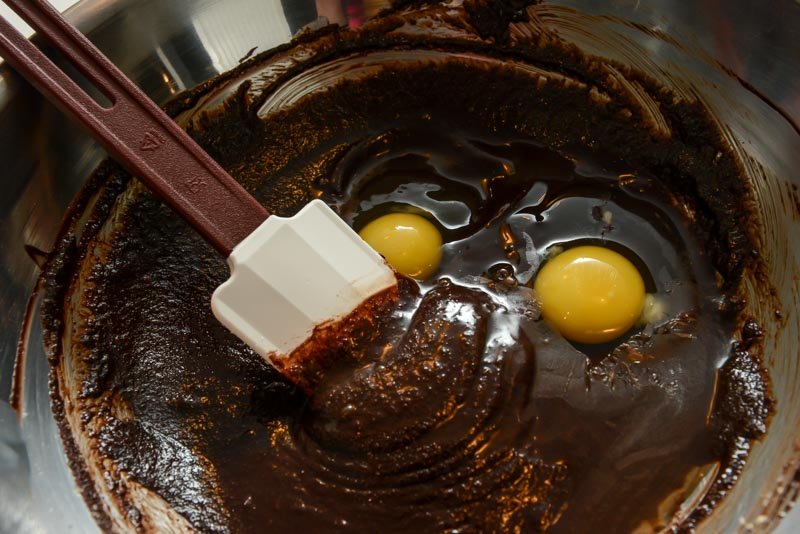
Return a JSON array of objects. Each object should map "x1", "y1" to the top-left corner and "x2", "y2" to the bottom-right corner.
[{"x1": 1, "y1": 1, "x2": 799, "y2": 532}]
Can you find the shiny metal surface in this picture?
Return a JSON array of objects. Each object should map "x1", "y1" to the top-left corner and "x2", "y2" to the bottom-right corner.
[{"x1": 1, "y1": 0, "x2": 799, "y2": 532}]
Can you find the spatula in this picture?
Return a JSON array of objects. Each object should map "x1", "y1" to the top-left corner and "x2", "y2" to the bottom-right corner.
[{"x1": 0, "y1": 0, "x2": 397, "y2": 373}]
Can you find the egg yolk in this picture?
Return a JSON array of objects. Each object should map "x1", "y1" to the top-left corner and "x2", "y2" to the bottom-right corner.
[
  {"x1": 359, "y1": 213, "x2": 443, "y2": 280},
  {"x1": 533, "y1": 246, "x2": 645, "y2": 344}
]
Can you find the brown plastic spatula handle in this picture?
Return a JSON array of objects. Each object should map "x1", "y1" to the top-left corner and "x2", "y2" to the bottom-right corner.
[{"x1": 0, "y1": 0, "x2": 270, "y2": 256}]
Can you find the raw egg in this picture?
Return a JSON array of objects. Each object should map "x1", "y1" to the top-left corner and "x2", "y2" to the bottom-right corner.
[
  {"x1": 359, "y1": 213, "x2": 443, "y2": 280},
  {"x1": 533, "y1": 245, "x2": 645, "y2": 344}
]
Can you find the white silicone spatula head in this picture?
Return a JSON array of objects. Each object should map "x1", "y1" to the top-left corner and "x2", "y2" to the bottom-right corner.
[{"x1": 211, "y1": 200, "x2": 397, "y2": 362}]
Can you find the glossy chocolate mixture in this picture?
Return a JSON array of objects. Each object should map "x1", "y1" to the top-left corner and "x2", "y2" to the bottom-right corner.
[{"x1": 40, "y1": 1, "x2": 772, "y2": 533}]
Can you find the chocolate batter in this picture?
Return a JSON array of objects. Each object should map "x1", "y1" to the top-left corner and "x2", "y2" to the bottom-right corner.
[{"x1": 39, "y1": 1, "x2": 772, "y2": 533}]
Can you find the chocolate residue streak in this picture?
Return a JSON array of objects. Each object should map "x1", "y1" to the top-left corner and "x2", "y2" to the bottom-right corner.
[
  {"x1": 272, "y1": 279, "x2": 407, "y2": 393},
  {"x1": 35, "y1": 1, "x2": 774, "y2": 533},
  {"x1": 10, "y1": 289, "x2": 38, "y2": 412}
]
